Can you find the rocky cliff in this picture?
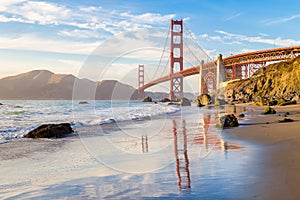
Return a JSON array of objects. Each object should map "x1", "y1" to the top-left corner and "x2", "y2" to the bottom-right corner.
[{"x1": 225, "y1": 56, "x2": 300, "y2": 103}]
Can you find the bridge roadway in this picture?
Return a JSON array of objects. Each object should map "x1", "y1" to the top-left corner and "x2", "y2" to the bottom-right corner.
[{"x1": 140, "y1": 46, "x2": 300, "y2": 91}]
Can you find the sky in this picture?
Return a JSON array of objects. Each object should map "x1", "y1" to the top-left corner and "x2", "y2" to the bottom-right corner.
[{"x1": 1, "y1": 0, "x2": 300, "y2": 92}]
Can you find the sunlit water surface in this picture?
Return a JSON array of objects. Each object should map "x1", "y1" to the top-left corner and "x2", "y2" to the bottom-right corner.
[{"x1": 0, "y1": 101, "x2": 260, "y2": 199}]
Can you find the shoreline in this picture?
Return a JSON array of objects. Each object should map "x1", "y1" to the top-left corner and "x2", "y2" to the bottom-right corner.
[
  {"x1": 223, "y1": 103, "x2": 300, "y2": 199},
  {"x1": 1, "y1": 103, "x2": 300, "y2": 198}
]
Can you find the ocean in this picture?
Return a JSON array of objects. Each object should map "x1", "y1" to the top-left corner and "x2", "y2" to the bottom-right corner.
[{"x1": 0, "y1": 100, "x2": 179, "y2": 143}]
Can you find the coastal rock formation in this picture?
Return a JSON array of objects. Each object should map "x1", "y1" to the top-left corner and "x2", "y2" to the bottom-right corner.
[
  {"x1": 238, "y1": 113, "x2": 245, "y2": 118},
  {"x1": 226, "y1": 57, "x2": 300, "y2": 104},
  {"x1": 0, "y1": 103, "x2": 3, "y2": 105},
  {"x1": 214, "y1": 98, "x2": 227, "y2": 106},
  {"x1": 79, "y1": 101, "x2": 89, "y2": 104},
  {"x1": 197, "y1": 94, "x2": 212, "y2": 107},
  {"x1": 160, "y1": 98, "x2": 171, "y2": 102},
  {"x1": 261, "y1": 106, "x2": 276, "y2": 115},
  {"x1": 217, "y1": 114, "x2": 239, "y2": 128},
  {"x1": 143, "y1": 96, "x2": 152, "y2": 102},
  {"x1": 25, "y1": 123, "x2": 74, "y2": 139},
  {"x1": 278, "y1": 118, "x2": 294, "y2": 123},
  {"x1": 180, "y1": 98, "x2": 191, "y2": 106}
]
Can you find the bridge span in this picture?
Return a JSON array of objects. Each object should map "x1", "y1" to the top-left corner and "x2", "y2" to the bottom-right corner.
[{"x1": 139, "y1": 45, "x2": 300, "y2": 95}]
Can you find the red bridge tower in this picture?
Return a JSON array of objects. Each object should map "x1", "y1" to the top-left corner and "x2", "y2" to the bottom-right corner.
[
  {"x1": 169, "y1": 19, "x2": 184, "y2": 100},
  {"x1": 138, "y1": 64, "x2": 145, "y2": 99}
]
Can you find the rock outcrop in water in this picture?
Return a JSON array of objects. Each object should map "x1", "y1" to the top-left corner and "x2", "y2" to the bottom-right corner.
[
  {"x1": 143, "y1": 96, "x2": 152, "y2": 102},
  {"x1": 225, "y1": 57, "x2": 300, "y2": 104},
  {"x1": 25, "y1": 123, "x2": 74, "y2": 139},
  {"x1": 160, "y1": 98, "x2": 171, "y2": 102},
  {"x1": 261, "y1": 106, "x2": 276, "y2": 115},
  {"x1": 196, "y1": 94, "x2": 212, "y2": 107},
  {"x1": 217, "y1": 114, "x2": 239, "y2": 128},
  {"x1": 180, "y1": 98, "x2": 191, "y2": 106},
  {"x1": 79, "y1": 101, "x2": 89, "y2": 104}
]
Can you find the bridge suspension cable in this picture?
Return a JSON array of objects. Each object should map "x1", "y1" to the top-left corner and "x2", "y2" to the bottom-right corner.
[
  {"x1": 184, "y1": 42, "x2": 202, "y2": 64},
  {"x1": 151, "y1": 26, "x2": 170, "y2": 80},
  {"x1": 161, "y1": 59, "x2": 169, "y2": 78},
  {"x1": 183, "y1": 23, "x2": 213, "y2": 62}
]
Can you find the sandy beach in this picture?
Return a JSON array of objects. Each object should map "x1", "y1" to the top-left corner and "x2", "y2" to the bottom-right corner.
[
  {"x1": 224, "y1": 104, "x2": 300, "y2": 200},
  {"x1": 1, "y1": 104, "x2": 300, "y2": 199}
]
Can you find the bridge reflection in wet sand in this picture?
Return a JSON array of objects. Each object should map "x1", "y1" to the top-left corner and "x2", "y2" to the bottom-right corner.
[{"x1": 169, "y1": 111, "x2": 242, "y2": 192}]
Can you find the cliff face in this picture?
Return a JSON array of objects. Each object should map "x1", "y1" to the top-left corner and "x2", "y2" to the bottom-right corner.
[
  {"x1": 0, "y1": 70, "x2": 138, "y2": 100},
  {"x1": 225, "y1": 57, "x2": 300, "y2": 103}
]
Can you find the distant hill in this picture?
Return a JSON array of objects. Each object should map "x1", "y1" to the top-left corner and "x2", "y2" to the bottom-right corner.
[
  {"x1": 225, "y1": 56, "x2": 300, "y2": 102},
  {"x1": 0, "y1": 70, "x2": 138, "y2": 100}
]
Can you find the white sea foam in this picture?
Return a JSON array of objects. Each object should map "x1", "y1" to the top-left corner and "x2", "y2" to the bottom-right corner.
[{"x1": 0, "y1": 101, "x2": 180, "y2": 143}]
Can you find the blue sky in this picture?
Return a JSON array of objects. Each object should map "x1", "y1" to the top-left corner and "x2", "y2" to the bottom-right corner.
[{"x1": 1, "y1": 0, "x2": 300, "y2": 91}]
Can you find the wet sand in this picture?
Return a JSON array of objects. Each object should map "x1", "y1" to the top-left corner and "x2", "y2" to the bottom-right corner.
[
  {"x1": 224, "y1": 104, "x2": 300, "y2": 200},
  {"x1": 1, "y1": 105, "x2": 300, "y2": 199}
]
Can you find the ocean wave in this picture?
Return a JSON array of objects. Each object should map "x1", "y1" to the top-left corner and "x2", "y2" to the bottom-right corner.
[
  {"x1": 73, "y1": 103, "x2": 180, "y2": 127},
  {"x1": 0, "y1": 101, "x2": 180, "y2": 143}
]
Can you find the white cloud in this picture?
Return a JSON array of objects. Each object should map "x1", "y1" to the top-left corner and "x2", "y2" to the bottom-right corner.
[
  {"x1": 203, "y1": 48, "x2": 218, "y2": 59},
  {"x1": 58, "y1": 59, "x2": 83, "y2": 67},
  {"x1": 259, "y1": 32, "x2": 269, "y2": 37},
  {"x1": 241, "y1": 48, "x2": 256, "y2": 53},
  {"x1": 0, "y1": 14, "x2": 29, "y2": 23},
  {"x1": 263, "y1": 14, "x2": 300, "y2": 25},
  {"x1": 201, "y1": 30, "x2": 300, "y2": 47},
  {"x1": 224, "y1": 13, "x2": 241, "y2": 21},
  {"x1": 200, "y1": 32, "x2": 241, "y2": 45},
  {"x1": 0, "y1": 28, "x2": 168, "y2": 59},
  {"x1": 0, "y1": 34, "x2": 100, "y2": 55},
  {"x1": 216, "y1": 30, "x2": 300, "y2": 46},
  {"x1": 119, "y1": 12, "x2": 175, "y2": 25},
  {"x1": 79, "y1": 6, "x2": 100, "y2": 13},
  {"x1": 0, "y1": 1, "x2": 176, "y2": 36},
  {"x1": 200, "y1": 34, "x2": 208, "y2": 38},
  {"x1": 58, "y1": 29, "x2": 105, "y2": 39},
  {"x1": 8, "y1": 1, "x2": 71, "y2": 25},
  {"x1": 0, "y1": 0, "x2": 26, "y2": 11}
]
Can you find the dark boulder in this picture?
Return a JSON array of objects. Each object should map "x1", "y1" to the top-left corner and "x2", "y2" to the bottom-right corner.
[
  {"x1": 268, "y1": 100, "x2": 278, "y2": 106},
  {"x1": 278, "y1": 118, "x2": 294, "y2": 123},
  {"x1": 168, "y1": 102, "x2": 178, "y2": 106},
  {"x1": 217, "y1": 114, "x2": 239, "y2": 128},
  {"x1": 277, "y1": 98, "x2": 287, "y2": 106},
  {"x1": 180, "y1": 98, "x2": 191, "y2": 106},
  {"x1": 143, "y1": 96, "x2": 152, "y2": 102},
  {"x1": 79, "y1": 101, "x2": 89, "y2": 104},
  {"x1": 25, "y1": 123, "x2": 74, "y2": 139},
  {"x1": 197, "y1": 94, "x2": 212, "y2": 107},
  {"x1": 278, "y1": 100, "x2": 297, "y2": 106},
  {"x1": 238, "y1": 113, "x2": 245, "y2": 118},
  {"x1": 0, "y1": 103, "x2": 3, "y2": 105},
  {"x1": 160, "y1": 98, "x2": 171, "y2": 102},
  {"x1": 261, "y1": 106, "x2": 276, "y2": 115}
]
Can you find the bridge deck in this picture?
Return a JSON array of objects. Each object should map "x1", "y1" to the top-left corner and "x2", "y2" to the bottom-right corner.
[{"x1": 140, "y1": 46, "x2": 300, "y2": 91}]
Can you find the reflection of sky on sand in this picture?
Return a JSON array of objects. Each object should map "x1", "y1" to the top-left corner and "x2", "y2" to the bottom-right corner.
[
  {"x1": 78, "y1": 107, "x2": 244, "y2": 189},
  {"x1": 1, "y1": 107, "x2": 258, "y2": 199},
  {"x1": 78, "y1": 109, "x2": 241, "y2": 174}
]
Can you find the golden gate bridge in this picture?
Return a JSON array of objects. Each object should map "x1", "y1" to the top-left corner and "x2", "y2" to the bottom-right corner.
[{"x1": 138, "y1": 19, "x2": 300, "y2": 100}]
